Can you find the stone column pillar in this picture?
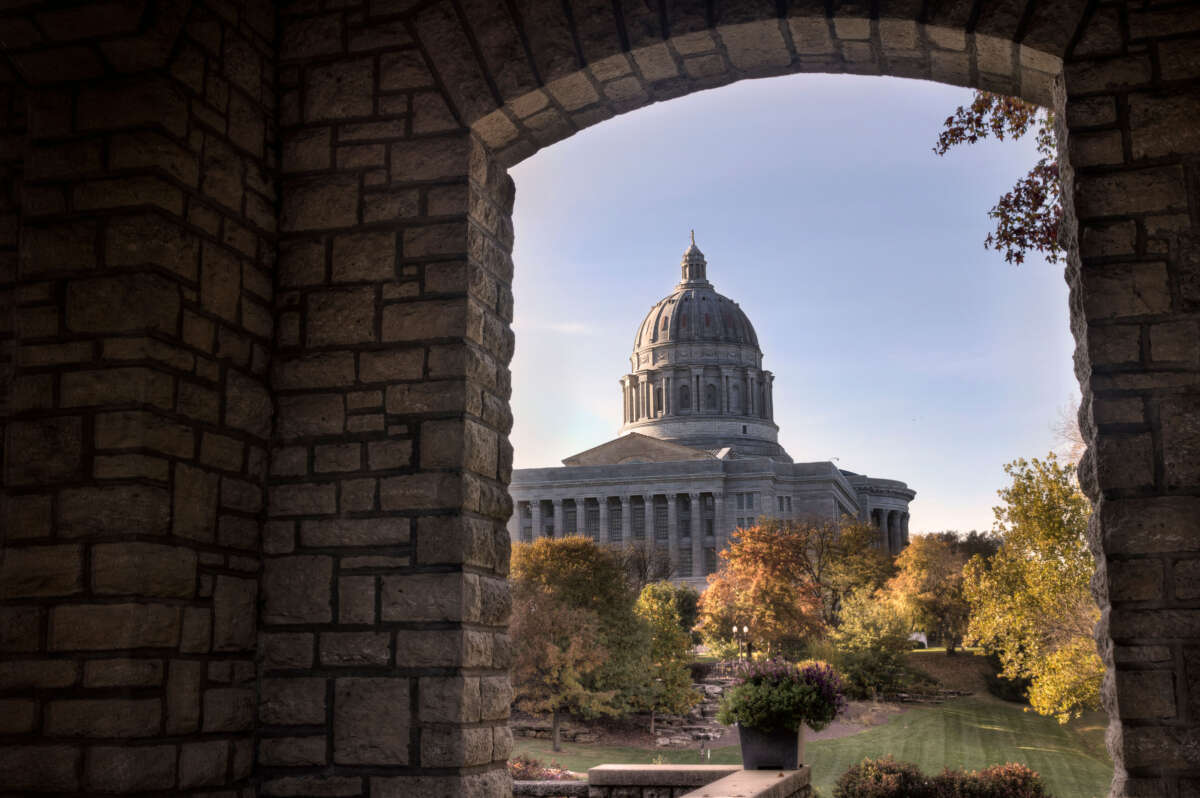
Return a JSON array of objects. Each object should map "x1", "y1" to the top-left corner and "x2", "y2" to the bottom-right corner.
[
  {"x1": 664, "y1": 375, "x2": 672, "y2": 415},
  {"x1": 668, "y1": 493, "x2": 682, "y2": 573},
  {"x1": 691, "y1": 492, "x2": 703, "y2": 580},
  {"x1": 621, "y1": 495, "x2": 632, "y2": 543},
  {"x1": 531, "y1": 500, "x2": 543, "y2": 540},
  {"x1": 644, "y1": 495, "x2": 654, "y2": 545},
  {"x1": 714, "y1": 492, "x2": 726, "y2": 559},
  {"x1": 721, "y1": 372, "x2": 729, "y2": 414},
  {"x1": 901, "y1": 513, "x2": 910, "y2": 547},
  {"x1": 746, "y1": 370, "x2": 755, "y2": 416},
  {"x1": 877, "y1": 510, "x2": 888, "y2": 548},
  {"x1": 552, "y1": 499, "x2": 563, "y2": 537}
]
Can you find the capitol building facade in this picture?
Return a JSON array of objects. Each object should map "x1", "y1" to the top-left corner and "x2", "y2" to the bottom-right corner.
[{"x1": 507, "y1": 237, "x2": 915, "y2": 589}]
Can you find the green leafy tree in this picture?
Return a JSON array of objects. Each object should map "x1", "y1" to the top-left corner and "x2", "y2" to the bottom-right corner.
[
  {"x1": 634, "y1": 582, "x2": 701, "y2": 734},
  {"x1": 829, "y1": 588, "x2": 912, "y2": 698},
  {"x1": 511, "y1": 587, "x2": 617, "y2": 751},
  {"x1": 935, "y1": 91, "x2": 1061, "y2": 266},
  {"x1": 963, "y1": 454, "x2": 1102, "y2": 722},
  {"x1": 512, "y1": 536, "x2": 652, "y2": 713},
  {"x1": 886, "y1": 535, "x2": 970, "y2": 654}
]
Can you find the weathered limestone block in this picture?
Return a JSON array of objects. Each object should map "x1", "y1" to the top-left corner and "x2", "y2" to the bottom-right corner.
[{"x1": 334, "y1": 678, "x2": 410, "y2": 764}]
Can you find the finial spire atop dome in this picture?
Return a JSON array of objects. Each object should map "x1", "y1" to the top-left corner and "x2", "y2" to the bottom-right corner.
[{"x1": 681, "y1": 231, "x2": 707, "y2": 283}]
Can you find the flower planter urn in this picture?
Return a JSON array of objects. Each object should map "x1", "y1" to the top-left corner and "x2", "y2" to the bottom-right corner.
[{"x1": 738, "y1": 723, "x2": 805, "y2": 770}]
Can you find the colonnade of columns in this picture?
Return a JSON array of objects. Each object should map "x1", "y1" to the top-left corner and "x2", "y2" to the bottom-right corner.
[
  {"x1": 621, "y1": 368, "x2": 773, "y2": 423},
  {"x1": 516, "y1": 491, "x2": 725, "y2": 579},
  {"x1": 870, "y1": 508, "x2": 911, "y2": 555}
]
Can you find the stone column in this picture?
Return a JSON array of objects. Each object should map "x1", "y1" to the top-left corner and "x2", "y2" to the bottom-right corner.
[
  {"x1": 666, "y1": 494, "x2": 679, "y2": 570},
  {"x1": 621, "y1": 495, "x2": 632, "y2": 543},
  {"x1": 552, "y1": 499, "x2": 563, "y2": 537},
  {"x1": 691, "y1": 492, "x2": 704, "y2": 580},
  {"x1": 901, "y1": 513, "x2": 910, "y2": 547},
  {"x1": 714, "y1": 492, "x2": 726, "y2": 559},
  {"x1": 887, "y1": 511, "x2": 899, "y2": 554},
  {"x1": 598, "y1": 496, "x2": 609, "y2": 542},
  {"x1": 531, "y1": 501, "x2": 543, "y2": 540},
  {"x1": 876, "y1": 510, "x2": 888, "y2": 548}
]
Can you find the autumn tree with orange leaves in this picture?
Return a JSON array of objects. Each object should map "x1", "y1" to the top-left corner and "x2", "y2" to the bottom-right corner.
[{"x1": 697, "y1": 518, "x2": 889, "y2": 658}]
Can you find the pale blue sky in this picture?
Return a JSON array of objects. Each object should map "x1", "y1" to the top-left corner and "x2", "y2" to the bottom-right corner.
[{"x1": 507, "y1": 73, "x2": 1077, "y2": 534}]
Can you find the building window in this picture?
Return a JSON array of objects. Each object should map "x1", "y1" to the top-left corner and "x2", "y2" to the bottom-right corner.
[
  {"x1": 654, "y1": 496, "x2": 668, "y2": 540},
  {"x1": 786, "y1": 497, "x2": 792, "y2": 512},
  {"x1": 585, "y1": 501, "x2": 600, "y2": 540},
  {"x1": 704, "y1": 517, "x2": 714, "y2": 538},
  {"x1": 679, "y1": 384, "x2": 691, "y2": 411},
  {"x1": 778, "y1": 496, "x2": 784, "y2": 512},
  {"x1": 654, "y1": 386, "x2": 663, "y2": 414},
  {"x1": 731, "y1": 384, "x2": 741, "y2": 412},
  {"x1": 736, "y1": 493, "x2": 744, "y2": 510},
  {"x1": 678, "y1": 549, "x2": 693, "y2": 578},
  {"x1": 608, "y1": 498, "x2": 622, "y2": 541},
  {"x1": 520, "y1": 502, "x2": 533, "y2": 543},
  {"x1": 632, "y1": 497, "x2": 646, "y2": 540},
  {"x1": 704, "y1": 548, "x2": 717, "y2": 575},
  {"x1": 678, "y1": 495, "x2": 691, "y2": 539},
  {"x1": 705, "y1": 383, "x2": 717, "y2": 410},
  {"x1": 742, "y1": 425, "x2": 747, "y2": 434},
  {"x1": 564, "y1": 501, "x2": 577, "y2": 535}
]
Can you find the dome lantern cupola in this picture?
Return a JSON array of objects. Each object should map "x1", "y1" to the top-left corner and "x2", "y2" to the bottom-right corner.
[{"x1": 681, "y1": 229, "x2": 707, "y2": 283}]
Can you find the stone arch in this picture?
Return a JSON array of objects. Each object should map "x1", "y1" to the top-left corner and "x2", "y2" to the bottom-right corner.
[{"x1": 3, "y1": 2, "x2": 1198, "y2": 797}]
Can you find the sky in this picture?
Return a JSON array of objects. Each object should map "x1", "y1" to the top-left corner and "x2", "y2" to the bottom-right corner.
[{"x1": 506, "y1": 73, "x2": 1078, "y2": 535}]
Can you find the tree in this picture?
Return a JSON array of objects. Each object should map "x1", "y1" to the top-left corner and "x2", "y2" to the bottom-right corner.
[
  {"x1": 829, "y1": 587, "x2": 913, "y2": 699},
  {"x1": 886, "y1": 535, "x2": 970, "y2": 654},
  {"x1": 962, "y1": 454, "x2": 1101, "y2": 722},
  {"x1": 511, "y1": 536, "x2": 652, "y2": 712},
  {"x1": 511, "y1": 587, "x2": 618, "y2": 751},
  {"x1": 634, "y1": 582, "x2": 701, "y2": 734},
  {"x1": 935, "y1": 91, "x2": 1061, "y2": 266},
  {"x1": 696, "y1": 520, "x2": 827, "y2": 657},
  {"x1": 618, "y1": 542, "x2": 676, "y2": 593},
  {"x1": 927, "y1": 530, "x2": 1001, "y2": 562}
]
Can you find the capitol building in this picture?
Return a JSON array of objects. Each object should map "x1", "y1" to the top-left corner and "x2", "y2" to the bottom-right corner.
[{"x1": 507, "y1": 236, "x2": 915, "y2": 589}]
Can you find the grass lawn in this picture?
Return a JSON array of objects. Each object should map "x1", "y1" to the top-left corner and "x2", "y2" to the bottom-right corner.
[{"x1": 512, "y1": 696, "x2": 1112, "y2": 798}]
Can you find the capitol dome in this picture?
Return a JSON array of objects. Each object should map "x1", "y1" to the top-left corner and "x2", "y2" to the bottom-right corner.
[
  {"x1": 633, "y1": 239, "x2": 759, "y2": 351},
  {"x1": 619, "y1": 235, "x2": 788, "y2": 460}
]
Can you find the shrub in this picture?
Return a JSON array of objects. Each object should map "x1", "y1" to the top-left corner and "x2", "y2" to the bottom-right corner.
[
  {"x1": 834, "y1": 758, "x2": 1050, "y2": 798},
  {"x1": 508, "y1": 754, "x2": 574, "y2": 781},
  {"x1": 717, "y1": 659, "x2": 846, "y2": 733},
  {"x1": 687, "y1": 661, "x2": 715, "y2": 682},
  {"x1": 984, "y1": 654, "x2": 1031, "y2": 704},
  {"x1": 834, "y1": 756, "x2": 932, "y2": 798},
  {"x1": 932, "y1": 763, "x2": 1047, "y2": 797}
]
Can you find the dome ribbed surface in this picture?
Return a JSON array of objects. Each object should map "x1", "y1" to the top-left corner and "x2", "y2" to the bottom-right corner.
[{"x1": 634, "y1": 284, "x2": 759, "y2": 350}]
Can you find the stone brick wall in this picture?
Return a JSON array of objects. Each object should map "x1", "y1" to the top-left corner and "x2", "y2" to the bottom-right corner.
[
  {"x1": 2, "y1": 1, "x2": 1200, "y2": 797},
  {"x1": 0, "y1": 0, "x2": 275, "y2": 792},
  {"x1": 264, "y1": 8, "x2": 515, "y2": 794},
  {"x1": 1056, "y1": 4, "x2": 1200, "y2": 795}
]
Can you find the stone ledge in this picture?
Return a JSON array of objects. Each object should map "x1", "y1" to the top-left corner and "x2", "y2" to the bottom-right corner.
[
  {"x1": 587, "y1": 765, "x2": 741, "y2": 787},
  {"x1": 512, "y1": 779, "x2": 589, "y2": 796},
  {"x1": 683, "y1": 768, "x2": 811, "y2": 798}
]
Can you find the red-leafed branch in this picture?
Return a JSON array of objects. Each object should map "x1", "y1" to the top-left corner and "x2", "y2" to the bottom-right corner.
[{"x1": 935, "y1": 91, "x2": 1062, "y2": 266}]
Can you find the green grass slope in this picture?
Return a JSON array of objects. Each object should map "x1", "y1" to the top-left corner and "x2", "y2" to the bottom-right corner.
[{"x1": 512, "y1": 696, "x2": 1112, "y2": 798}]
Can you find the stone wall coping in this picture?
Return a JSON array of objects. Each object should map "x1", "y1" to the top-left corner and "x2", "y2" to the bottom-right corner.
[
  {"x1": 587, "y1": 765, "x2": 742, "y2": 786},
  {"x1": 511, "y1": 779, "x2": 589, "y2": 796},
  {"x1": 681, "y1": 768, "x2": 811, "y2": 798}
]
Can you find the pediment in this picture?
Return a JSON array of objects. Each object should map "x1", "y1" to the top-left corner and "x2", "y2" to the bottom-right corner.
[{"x1": 561, "y1": 433, "x2": 715, "y2": 466}]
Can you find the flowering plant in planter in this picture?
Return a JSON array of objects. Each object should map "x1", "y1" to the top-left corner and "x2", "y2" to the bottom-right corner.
[{"x1": 717, "y1": 659, "x2": 847, "y2": 734}]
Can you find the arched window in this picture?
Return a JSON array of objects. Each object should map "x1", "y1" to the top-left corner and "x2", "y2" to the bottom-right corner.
[
  {"x1": 678, "y1": 384, "x2": 691, "y2": 411},
  {"x1": 705, "y1": 383, "x2": 717, "y2": 410},
  {"x1": 730, "y1": 384, "x2": 741, "y2": 413}
]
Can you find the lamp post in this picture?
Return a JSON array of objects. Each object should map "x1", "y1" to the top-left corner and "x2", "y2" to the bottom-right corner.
[{"x1": 731, "y1": 624, "x2": 750, "y2": 661}]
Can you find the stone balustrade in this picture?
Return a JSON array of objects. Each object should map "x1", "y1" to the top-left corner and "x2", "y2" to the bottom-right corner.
[{"x1": 510, "y1": 765, "x2": 812, "y2": 798}]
